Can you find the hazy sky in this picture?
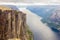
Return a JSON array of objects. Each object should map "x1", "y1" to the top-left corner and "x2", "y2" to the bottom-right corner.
[{"x1": 0, "y1": 0, "x2": 60, "y2": 3}]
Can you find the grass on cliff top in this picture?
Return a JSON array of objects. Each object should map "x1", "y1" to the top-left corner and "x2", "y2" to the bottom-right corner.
[
  {"x1": 26, "y1": 24, "x2": 32, "y2": 35},
  {"x1": 26, "y1": 24, "x2": 33, "y2": 40}
]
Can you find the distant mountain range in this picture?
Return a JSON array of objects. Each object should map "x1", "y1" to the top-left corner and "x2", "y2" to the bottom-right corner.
[
  {"x1": 27, "y1": 5, "x2": 60, "y2": 19},
  {"x1": 27, "y1": 6, "x2": 56, "y2": 21}
]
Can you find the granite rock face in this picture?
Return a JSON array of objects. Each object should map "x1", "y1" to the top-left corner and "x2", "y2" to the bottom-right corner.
[{"x1": 0, "y1": 10, "x2": 28, "y2": 40}]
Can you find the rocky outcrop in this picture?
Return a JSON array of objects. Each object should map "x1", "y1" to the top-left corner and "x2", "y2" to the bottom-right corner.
[
  {"x1": 49, "y1": 9, "x2": 60, "y2": 31},
  {"x1": 50, "y1": 9, "x2": 60, "y2": 23},
  {"x1": 0, "y1": 10, "x2": 33, "y2": 40}
]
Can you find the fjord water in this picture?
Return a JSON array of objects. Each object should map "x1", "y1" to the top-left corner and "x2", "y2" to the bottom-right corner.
[{"x1": 19, "y1": 8, "x2": 59, "y2": 40}]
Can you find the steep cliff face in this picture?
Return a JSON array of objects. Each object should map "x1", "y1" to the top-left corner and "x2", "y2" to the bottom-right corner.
[{"x1": 0, "y1": 9, "x2": 33, "y2": 40}]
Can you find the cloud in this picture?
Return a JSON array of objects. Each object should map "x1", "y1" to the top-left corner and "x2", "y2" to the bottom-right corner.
[{"x1": 19, "y1": 8, "x2": 58, "y2": 40}]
